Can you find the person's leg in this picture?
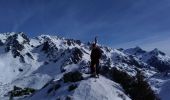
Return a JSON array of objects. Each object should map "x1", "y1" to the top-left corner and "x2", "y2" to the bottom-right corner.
[
  {"x1": 90, "y1": 60, "x2": 95, "y2": 75},
  {"x1": 96, "y1": 60, "x2": 100, "y2": 77}
]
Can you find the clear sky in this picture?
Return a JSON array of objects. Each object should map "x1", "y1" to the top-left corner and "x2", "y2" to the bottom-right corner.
[{"x1": 0, "y1": 0, "x2": 170, "y2": 54}]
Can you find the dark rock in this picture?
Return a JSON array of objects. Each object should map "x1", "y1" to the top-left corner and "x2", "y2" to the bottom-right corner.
[
  {"x1": 26, "y1": 52, "x2": 34, "y2": 59},
  {"x1": 8, "y1": 86, "x2": 36, "y2": 97},
  {"x1": 41, "y1": 41, "x2": 58, "y2": 59},
  {"x1": 54, "y1": 84, "x2": 61, "y2": 91},
  {"x1": 65, "y1": 95, "x2": 72, "y2": 100},
  {"x1": 20, "y1": 33, "x2": 30, "y2": 43},
  {"x1": 14, "y1": 86, "x2": 22, "y2": 91},
  {"x1": 68, "y1": 84, "x2": 77, "y2": 92},
  {"x1": 44, "y1": 61, "x2": 49, "y2": 65},
  {"x1": 5, "y1": 35, "x2": 25, "y2": 51},
  {"x1": 18, "y1": 68, "x2": 23, "y2": 72},
  {"x1": 47, "y1": 87, "x2": 53, "y2": 94},
  {"x1": 147, "y1": 56, "x2": 170, "y2": 72},
  {"x1": 100, "y1": 66, "x2": 110, "y2": 76},
  {"x1": 12, "y1": 50, "x2": 21, "y2": 58},
  {"x1": 71, "y1": 48, "x2": 83, "y2": 64},
  {"x1": 0, "y1": 40, "x2": 4, "y2": 46},
  {"x1": 150, "y1": 48, "x2": 165, "y2": 56},
  {"x1": 117, "y1": 48, "x2": 124, "y2": 51},
  {"x1": 19, "y1": 55, "x2": 25, "y2": 63},
  {"x1": 47, "y1": 84, "x2": 61, "y2": 94},
  {"x1": 63, "y1": 71, "x2": 83, "y2": 83},
  {"x1": 5, "y1": 46, "x2": 10, "y2": 52},
  {"x1": 75, "y1": 40, "x2": 81, "y2": 45},
  {"x1": 42, "y1": 41, "x2": 50, "y2": 53},
  {"x1": 67, "y1": 39, "x2": 72, "y2": 46},
  {"x1": 109, "y1": 68, "x2": 160, "y2": 100},
  {"x1": 134, "y1": 46, "x2": 146, "y2": 54},
  {"x1": 66, "y1": 39, "x2": 81, "y2": 46}
]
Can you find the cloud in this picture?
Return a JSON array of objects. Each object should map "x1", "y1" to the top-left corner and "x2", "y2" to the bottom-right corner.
[{"x1": 1, "y1": 0, "x2": 170, "y2": 56}]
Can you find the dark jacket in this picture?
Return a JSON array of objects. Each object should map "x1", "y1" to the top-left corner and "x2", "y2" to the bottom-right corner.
[{"x1": 90, "y1": 47, "x2": 102, "y2": 61}]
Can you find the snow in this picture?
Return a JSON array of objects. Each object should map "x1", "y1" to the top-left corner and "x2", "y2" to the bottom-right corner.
[
  {"x1": 0, "y1": 32, "x2": 170, "y2": 100},
  {"x1": 0, "y1": 33, "x2": 7, "y2": 43},
  {"x1": 0, "y1": 52, "x2": 21, "y2": 83},
  {"x1": 72, "y1": 76, "x2": 131, "y2": 100},
  {"x1": 159, "y1": 80, "x2": 170, "y2": 100},
  {"x1": 11, "y1": 73, "x2": 52, "y2": 89},
  {"x1": 33, "y1": 62, "x2": 61, "y2": 77},
  {"x1": 147, "y1": 73, "x2": 170, "y2": 100},
  {"x1": 63, "y1": 64, "x2": 80, "y2": 72},
  {"x1": 25, "y1": 75, "x2": 131, "y2": 100},
  {"x1": 16, "y1": 34, "x2": 24, "y2": 43}
]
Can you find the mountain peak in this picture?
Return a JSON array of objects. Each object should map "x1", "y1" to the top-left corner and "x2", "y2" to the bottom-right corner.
[
  {"x1": 124, "y1": 46, "x2": 146, "y2": 55},
  {"x1": 0, "y1": 32, "x2": 169, "y2": 100},
  {"x1": 134, "y1": 46, "x2": 142, "y2": 50},
  {"x1": 150, "y1": 48, "x2": 165, "y2": 56}
]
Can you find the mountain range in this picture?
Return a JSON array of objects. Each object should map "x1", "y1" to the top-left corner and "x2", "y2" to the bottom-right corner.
[{"x1": 0, "y1": 32, "x2": 170, "y2": 100}]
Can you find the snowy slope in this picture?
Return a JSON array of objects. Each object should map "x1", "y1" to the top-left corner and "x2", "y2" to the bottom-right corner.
[
  {"x1": 25, "y1": 75, "x2": 131, "y2": 100},
  {"x1": 124, "y1": 47, "x2": 170, "y2": 72},
  {"x1": 0, "y1": 32, "x2": 170, "y2": 100},
  {"x1": 159, "y1": 79, "x2": 170, "y2": 100},
  {"x1": 147, "y1": 73, "x2": 170, "y2": 100}
]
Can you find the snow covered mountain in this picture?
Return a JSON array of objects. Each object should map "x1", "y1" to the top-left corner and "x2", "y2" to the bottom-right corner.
[{"x1": 0, "y1": 32, "x2": 170, "y2": 100}]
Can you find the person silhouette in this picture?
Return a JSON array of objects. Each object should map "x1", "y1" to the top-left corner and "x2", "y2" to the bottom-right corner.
[{"x1": 90, "y1": 43, "x2": 102, "y2": 78}]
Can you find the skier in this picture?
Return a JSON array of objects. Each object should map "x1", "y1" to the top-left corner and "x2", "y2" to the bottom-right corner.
[{"x1": 90, "y1": 37, "x2": 102, "y2": 78}]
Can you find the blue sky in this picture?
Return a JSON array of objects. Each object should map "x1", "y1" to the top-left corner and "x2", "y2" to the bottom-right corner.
[{"x1": 0, "y1": 0, "x2": 170, "y2": 54}]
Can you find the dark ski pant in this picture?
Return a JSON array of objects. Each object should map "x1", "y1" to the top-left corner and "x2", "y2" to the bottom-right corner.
[{"x1": 90, "y1": 60, "x2": 100, "y2": 75}]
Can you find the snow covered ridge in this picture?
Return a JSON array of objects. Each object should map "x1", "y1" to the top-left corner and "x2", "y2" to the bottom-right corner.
[
  {"x1": 25, "y1": 73, "x2": 131, "y2": 100},
  {"x1": 0, "y1": 32, "x2": 170, "y2": 100}
]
